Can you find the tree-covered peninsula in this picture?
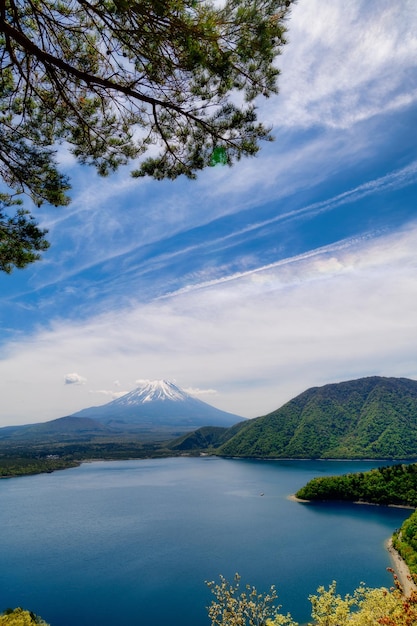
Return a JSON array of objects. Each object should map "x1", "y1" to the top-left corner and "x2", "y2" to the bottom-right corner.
[{"x1": 295, "y1": 463, "x2": 417, "y2": 507}]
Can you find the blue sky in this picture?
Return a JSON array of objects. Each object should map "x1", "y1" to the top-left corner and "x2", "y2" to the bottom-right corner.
[{"x1": 1, "y1": 0, "x2": 417, "y2": 426}]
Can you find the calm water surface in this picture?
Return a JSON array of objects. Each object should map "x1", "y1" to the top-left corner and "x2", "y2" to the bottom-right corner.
[{"x1": 0, "y1": 457, "x2": 413, "y2": 625}]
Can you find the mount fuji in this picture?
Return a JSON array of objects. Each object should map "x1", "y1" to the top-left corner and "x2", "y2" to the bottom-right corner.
[
  {"x1": 0, "y1": 380, "x2": 244, "y2": 444},
  {"x1": 70, "y1": 380, "x2": 244, "y2": 433}
]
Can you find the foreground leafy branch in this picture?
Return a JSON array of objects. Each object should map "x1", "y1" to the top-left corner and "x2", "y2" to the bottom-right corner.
[
  {"x1": 206, "y1": 575, "x2": 417, "y2": 626},
  {"x1": 0, "y1": 0, "x2": 294, "y2": 271},
  {"x1": 0, "y1": 607, "x2": 49, "y2": 625},
  {"x1": 206, "y1": 573, "x2": 295, "y2": 626}
]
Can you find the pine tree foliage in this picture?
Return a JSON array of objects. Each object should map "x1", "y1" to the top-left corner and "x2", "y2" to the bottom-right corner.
[
  {"x1": 0, "y1": 195, "x2": 50, "y2": 272},
  {"x1": 0, "y1": 0, "x2": 293, "y2": 271}
]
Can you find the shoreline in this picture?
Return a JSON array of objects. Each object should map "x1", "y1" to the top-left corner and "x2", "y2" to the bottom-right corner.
[
  {"x1": 288, "y1": 493, "x2": 309, "y2": 503},
  {"x1": 288, "y1": 493, "x2": 415, "y2": 509},
  {"x1": 288, "y1": 494, "x2": 417, "y2": 597},
  {"x1": 386, "y1": 538, "x2": 417, "y2": 596}
]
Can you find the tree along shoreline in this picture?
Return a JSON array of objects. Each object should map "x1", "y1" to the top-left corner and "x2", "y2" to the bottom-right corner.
[
  {"x1": 3, "y1": 449, "x2": 417, "y2": 478},
  {"x1": 0, "y1": 457, "x2": 80, "y2": 478},
  {"x1": 0, "y1": 440, "x2": 187, "y2": 478},
  {"x1": 386, "y1": 537, "x2": 417, "y2": 596},
  {"x1": 289, "y1": 493, "x2": 416, "y2": 509}
]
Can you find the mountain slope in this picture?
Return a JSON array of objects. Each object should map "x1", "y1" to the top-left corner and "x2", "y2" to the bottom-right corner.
[
  {"x1": 217, "y1": 376, "x2": 417, "y2": 459},
  {"x1": 167, "y1": 420, "x2": 248, "y2": 452},
  {"x1": 0, "y1": 415, "x2": 113, "y2": 443},
  {"x1": 71, "y1": 379, "x2": 243, "y2": 430}
]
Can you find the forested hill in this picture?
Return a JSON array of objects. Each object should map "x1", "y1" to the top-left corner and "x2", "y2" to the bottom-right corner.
[{"x1": 217, "y1": 376, "x2": 417, "y2": 459}]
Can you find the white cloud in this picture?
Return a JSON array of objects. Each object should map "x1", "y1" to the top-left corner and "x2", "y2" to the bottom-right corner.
[
  {"x1": 270, "y1": 0, "x2": 417, "y2": 130},
  {"x1": 135, "y1": 379, "x2": 152, "y2": 387},
  {"x1": 90, "y1": 389, "x2": 129, "y2": 399},
  {"x1": 184, "y1": 387, "x2": 218, "y2": 397},
  {"x1": 64, "y1": 372, "x2": 87, "y2": 385}
]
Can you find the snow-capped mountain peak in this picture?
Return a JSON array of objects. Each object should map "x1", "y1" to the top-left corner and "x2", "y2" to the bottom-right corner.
[
  {"x1": 114, "y1": 380, "x2": 189, "y2": 405},
  {"x1": 70, "y1": 378, "x2": 244, "y2": 430}
]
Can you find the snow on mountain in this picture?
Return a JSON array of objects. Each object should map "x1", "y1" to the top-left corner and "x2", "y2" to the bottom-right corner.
[{"x1": 114, "y1": 380, "x2": 189, "y2": 405}]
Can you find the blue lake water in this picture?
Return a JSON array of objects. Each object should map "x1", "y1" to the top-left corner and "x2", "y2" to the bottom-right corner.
[{"x1": 0, "y1": 457, "x2": 413, "y2": 625}]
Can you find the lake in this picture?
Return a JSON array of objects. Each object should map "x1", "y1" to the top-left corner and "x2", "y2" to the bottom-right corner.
[{"x1": 0, "y1": 457, "x2": 413, "y2": 625}]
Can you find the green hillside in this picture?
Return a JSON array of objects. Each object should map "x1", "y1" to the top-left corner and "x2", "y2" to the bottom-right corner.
[
  {"x1": 218, "y1": 376, "x2": 417, "y2": 459},
  {"x1": 167, "y1": 421, "x2": 247, "y2": 452}
]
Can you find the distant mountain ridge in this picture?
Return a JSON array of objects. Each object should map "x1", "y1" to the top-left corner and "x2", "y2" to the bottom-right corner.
[
  {"x1": 0, "y1": 380, "x2": 244, "y2": 443},
  {"x1": 171, "y1": 376, "x2": 417, "y2": 459}
]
